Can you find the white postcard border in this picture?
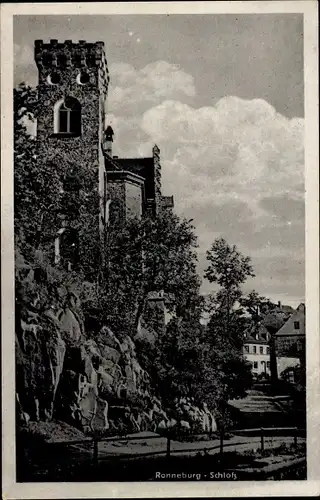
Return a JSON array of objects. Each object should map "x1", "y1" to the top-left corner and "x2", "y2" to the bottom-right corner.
[{"x1": 1, "y1": 1, "x2": 319, "y2": 498}]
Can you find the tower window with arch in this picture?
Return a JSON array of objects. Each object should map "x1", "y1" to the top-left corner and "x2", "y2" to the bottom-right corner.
[{"x1": 54, "y1": 97, "x2": 81, "y2": 136}]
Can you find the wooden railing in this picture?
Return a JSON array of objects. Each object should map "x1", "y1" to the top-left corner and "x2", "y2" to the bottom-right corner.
[{"x1": 48, "y1": 426, "x2": 305, "y2": 465}]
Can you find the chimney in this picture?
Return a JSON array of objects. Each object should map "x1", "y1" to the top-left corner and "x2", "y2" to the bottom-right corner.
[{"x1": 103, "y1": 125, "x2": 114, "y2": 157}]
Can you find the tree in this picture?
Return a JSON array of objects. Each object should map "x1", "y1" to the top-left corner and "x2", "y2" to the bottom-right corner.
[
  {"x1": 205, "y1": 238, "x2": 255, "y2": 336},
  {"x1": 83, "y1": 209, "x2": 201, "y2": 340},
  {"x1": 205, "y1": 238, "x2": 255, "y2": 288},
  {"x1": 239, "y1": 290, "x2": 276, "y2": 326},
  {"x1": 204, "y1": 238, "x2": 255, "y2": 426},
  {"x1": 139, "y1": 315, "x2": 205, "y2": 408},
  {"x1": 14, "y1": 84, "x2": 65, "y2": 265}
]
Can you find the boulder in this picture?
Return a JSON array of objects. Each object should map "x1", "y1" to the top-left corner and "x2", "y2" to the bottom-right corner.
[
  {"x1": 84, "y1": 339, "x2": 102, "y2": 360},
  {"x1": 97, "y1": 368, "x2": 114, "y2": 396},
  {"x1": 77, "y1": 382, "x2": 98, "y2": 432},
  {"x1": 55, "y1": 368, "x2": 80, "y2": 423},
  {"x1": 92, "y1": 398, "x2": 109, "y2": 431},
  {"x1": 43, "y1": 311, "x2": 66, "y2": 403},
  {"x1": 99, "y1": 345, "x2": 121, "y2": 365},
  {"x1": 58, "y1": 307, "x2": 82, "y2": 345},
  {"x1": 100, "y1": 326, "x2": 122, "y2": 350},
  {"x1": 18, "y1": 308, "x2": 66, "y2": 421}
]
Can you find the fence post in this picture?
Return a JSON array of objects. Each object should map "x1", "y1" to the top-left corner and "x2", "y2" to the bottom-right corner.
[
  {"x1": 219, "y1": 428, "x2": 224, "y2": 465},
  {"x1": 166, "y1": 435, "x2": 171, "y2": 459},
  {"x1": 93, "y1": 439, "x2": 99, "y2": 466},
  {"x1": 260, "y1": 428, "x2": 264, "y2": 452}
]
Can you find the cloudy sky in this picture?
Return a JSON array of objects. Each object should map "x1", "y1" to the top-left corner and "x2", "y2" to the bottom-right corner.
[{"x1": 14, "y1": 14, "x2": 305, "y2": 307}]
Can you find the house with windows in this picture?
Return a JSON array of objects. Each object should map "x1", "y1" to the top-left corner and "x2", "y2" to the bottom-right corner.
[
  {"x1": 242, "y1": 317, "x2": 302, "y2": 379},
  {"x1": 242, "y1": 324, "x2": 272, "y2": 377},
  {"x1": 275, "y1": 303, "x2": 306, "y2": 360}
]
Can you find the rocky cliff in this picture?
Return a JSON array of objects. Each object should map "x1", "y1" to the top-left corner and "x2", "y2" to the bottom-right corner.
[{"x1": 16, "y1": 286, "x2": 217, "y2": 438}]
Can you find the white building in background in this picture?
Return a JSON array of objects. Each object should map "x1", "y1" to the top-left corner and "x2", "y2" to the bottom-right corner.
[
  {"x1": 243, "y1": 325, "x2": 271, "y2": 376},
  {"x1": 242, "y1": 323, "x2": 300, "y2": 379}
]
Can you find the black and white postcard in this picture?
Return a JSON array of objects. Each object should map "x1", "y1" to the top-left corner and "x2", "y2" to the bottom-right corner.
[{"x1": 1, "y1": 1, "x2": 319, "y2": 498}]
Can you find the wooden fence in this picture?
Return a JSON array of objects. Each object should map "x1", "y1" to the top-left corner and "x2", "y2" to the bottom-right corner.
[{"x1": 49, "y1": 426, "x2": 304, "y2": 465}]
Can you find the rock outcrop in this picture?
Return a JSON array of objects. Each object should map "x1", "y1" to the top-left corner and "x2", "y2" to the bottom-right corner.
[
  {"x1": 16, "y1": 306, "x2": 66, "y2": 422},
  {"x1": 16, "y1": 295, "x2": 217, "y2": 438},
  {"x1": 16, "y1": 294, "x2": 159, "y2": 434}
]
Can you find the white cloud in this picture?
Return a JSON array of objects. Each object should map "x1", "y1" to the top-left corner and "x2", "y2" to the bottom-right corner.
[
  {"x1": 14, "y1": 43, "x2": 37, "y2": 86},
  {"x1": 107, "y1": 77, "x2": 304, "y2": 303},
  {"x1": 14, "y1": 43, "x2": 34, "y2": 66},
  {"x1": 140, "y1": 97, "x2": 304, "y2": 214},
  {"x1": 108, "y1": 61, "x2": 196, "y2": 116}
]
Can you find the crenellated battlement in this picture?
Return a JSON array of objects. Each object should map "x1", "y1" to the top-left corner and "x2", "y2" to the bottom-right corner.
[{"x1": 34, "y1": 39, "x2": 109, "y2": 73}]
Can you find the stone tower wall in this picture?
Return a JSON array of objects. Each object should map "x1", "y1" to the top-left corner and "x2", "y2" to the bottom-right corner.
[
  {"x1": 34, "y1": 40, "x2": 109, "y2": 261},
  {"x1": 152, "y1": 145, "x2": 162, "y2": 215}
]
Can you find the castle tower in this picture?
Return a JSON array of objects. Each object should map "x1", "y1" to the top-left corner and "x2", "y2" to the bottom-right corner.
[{"x1": 34, "y1": 39, "x2": 110, "y2": 271}]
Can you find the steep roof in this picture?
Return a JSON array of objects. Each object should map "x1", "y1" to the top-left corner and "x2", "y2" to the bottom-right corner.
[
  {"x1": 243, "y1": 323, "x2": 270, "y2": 344},
  {"x1": 243, "y1": 337, "x2": 269, "y2": 345},
  {"x1": 275, "y1": 303, "x2": 305, "y2": 337}
]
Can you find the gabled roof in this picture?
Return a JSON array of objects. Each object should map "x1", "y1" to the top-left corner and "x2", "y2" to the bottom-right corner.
[
  {"x1": 244, "y1": 337, "x2": 269, "y2": 345},
  {"x1": 243, "y1": 323, "x2": 270, "y2": 344},
  {"x1": 275, "y1": 303, "x2": 305, "y2": 337}
]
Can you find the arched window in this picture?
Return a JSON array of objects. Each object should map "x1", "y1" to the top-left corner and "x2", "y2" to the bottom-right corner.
[{"x1": 55, "y1": 97, "x2": 81, "y2": 135}]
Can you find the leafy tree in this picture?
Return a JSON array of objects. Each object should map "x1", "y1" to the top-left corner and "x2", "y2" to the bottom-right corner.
[
  {"x1": 205, "y1": 238, "x2": 255, "y2": 336},
  {"x1": 140, "y1": 316, "x2": 204, "y2": 405},
  {"x1": 204, "y1": 238, "x2": 255, "y2": 426},
  {"x1": 239, "y1": 290, "x2": 276, "y2": 326},
  {"x1": 205, "y1": 238, "x2": 255, "y2": 288},
  {"x1": 14, "y1": 84, "x2": 64, "y2": 258},
  {"x1": 83, "y1": 210, "x2": 201, "y2": 340}
]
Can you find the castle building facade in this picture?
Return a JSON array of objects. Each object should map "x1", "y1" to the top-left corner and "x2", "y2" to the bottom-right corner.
[{"x1": 34, "y1": 39, "x2": 173, "y2": 270}]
